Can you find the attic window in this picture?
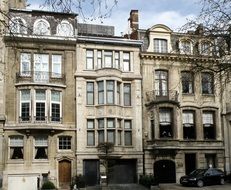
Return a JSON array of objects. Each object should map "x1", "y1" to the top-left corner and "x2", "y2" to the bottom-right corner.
[
  {"x1": 9, "y1": 17, "x2": 27, "y2": 34},
  {"x1": 154, "y1": 39, "x2": 168, "y2": 53},
  {"x1": 33, "y1": 19, "x2": 50, "y2": 35},
  {"x1": 180, "y1": 40, "x2": 192, "y2": 54},
  {"x1": 57, "y1": 20, "x2": 73, "y2": 37}
]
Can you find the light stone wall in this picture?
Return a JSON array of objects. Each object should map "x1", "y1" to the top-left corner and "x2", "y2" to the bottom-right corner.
[{"x1": 75, "y1": 42, "x2": 143, "y2": 178}]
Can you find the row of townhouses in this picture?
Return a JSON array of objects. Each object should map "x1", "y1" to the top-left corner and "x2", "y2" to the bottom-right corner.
[{"x1": 0, "y1": 0, "x2": 231, "y2": 190}]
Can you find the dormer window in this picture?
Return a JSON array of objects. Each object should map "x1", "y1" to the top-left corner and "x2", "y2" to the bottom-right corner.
[
  {"x1": 154, "y1": 39, "x2": 168, "y2": 53},
  {"x1": 57, "y1": 20, "x2": 73, "y2": 37},
  {"x1": 9, "y1": 17, "x2": 27, "y2": 34},
  {"x1": 180, "y1": 39, "x2": 192, "y2": 54},
  {"x1": 200, "y1": 41, "x2": 212, "y2": 55},
  {"x1": 33, "y1": 19, "x2": 50, "y2": 35}
]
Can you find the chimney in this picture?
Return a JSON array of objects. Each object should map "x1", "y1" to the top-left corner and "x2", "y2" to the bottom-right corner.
[{"x1": 128, "y1": 10, "x2": 139, "y2": 33}]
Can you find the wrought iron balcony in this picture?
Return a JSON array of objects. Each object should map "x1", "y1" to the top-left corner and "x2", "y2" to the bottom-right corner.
[
  {"x1": 19, "y1": 116, "x2": 62, "y2": 124},
  {"x1": 16, "y1": 71, "x2": 66, "y2": 84},
  {"x1": 146, "y1": 90, "x2": 179, "y2": 105}
]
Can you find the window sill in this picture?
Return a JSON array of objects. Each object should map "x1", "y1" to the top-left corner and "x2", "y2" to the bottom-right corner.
[
  {"x1": 202, "y1": 94, "x2": 215, "y2": 96},
  {"x1": 58, "y1": 149, "x2": 73, "y2": 152},
  {"x1": 32, "y1": 159, "x2": 49, "y2": 163},
  {"x1": 182, "y1": 93, "x2": 195, "y2": 96},
  {"x1": 7, "y1": 160, "x2": 24, "y2": 164}
]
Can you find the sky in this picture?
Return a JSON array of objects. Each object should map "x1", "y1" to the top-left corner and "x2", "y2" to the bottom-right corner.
[{"x1": 27, "y1": 0, "x2": 202, "y2": 35}]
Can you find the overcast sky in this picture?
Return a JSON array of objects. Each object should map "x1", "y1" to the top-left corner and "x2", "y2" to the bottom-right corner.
[{"x1": 27, "y1": 0, "x2": 202, "y2": 35}]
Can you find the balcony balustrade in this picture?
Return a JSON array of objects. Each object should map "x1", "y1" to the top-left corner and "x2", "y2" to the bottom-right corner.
[
  {"x1": 16, "y1": 71, "x2": 66, "y2": 84},
  {"x1": 146, "y1": 90, "x2": 179, "y2": 105}
]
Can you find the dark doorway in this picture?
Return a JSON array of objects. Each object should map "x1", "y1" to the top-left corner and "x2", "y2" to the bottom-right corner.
[
  {"x1": 59, "y1": 160, "x2": 71, "y2": 188},
  {"x1": 108, "y1": 159, "x2": 137, "y2": 184},
  {"x1": 83, "y1": 160, "x2": 100, "y2": 186},
  {"x1": 185, "y1": 153, "x2": 196, "y2": 175},
  {"x1": 154, "y1": 160, "x2": 176, "y2": 183}
]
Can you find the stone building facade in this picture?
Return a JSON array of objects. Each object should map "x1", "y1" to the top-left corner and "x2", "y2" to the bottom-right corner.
[
  {"x1": 2, "y1": 7, "x2": 77, "y2": 190},
  {"x1": 128, "y1": 10, "x2": 226, "y2": 183},
  {"x1": 75, "y1": 24, "x2": 143, "y2": 185}
]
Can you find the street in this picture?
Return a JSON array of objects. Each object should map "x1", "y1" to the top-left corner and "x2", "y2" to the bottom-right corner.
[{"x1": 158, "y1": 183, "x2": 231, "y2": 190}]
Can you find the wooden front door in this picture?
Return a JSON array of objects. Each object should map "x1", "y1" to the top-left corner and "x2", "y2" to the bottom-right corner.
[{"x1": 59, "y1": 160, "x2": 71, "y2": 188}]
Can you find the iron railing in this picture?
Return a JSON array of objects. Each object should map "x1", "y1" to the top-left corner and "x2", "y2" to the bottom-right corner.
[{"x1": 146, "y1": 90, "x2": 179, "y2": 103}]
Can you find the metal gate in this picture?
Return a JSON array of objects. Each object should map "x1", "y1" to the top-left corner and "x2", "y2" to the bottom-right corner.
[{"x1": 83, "y1": 160, "x2": 100, "y2": 186}]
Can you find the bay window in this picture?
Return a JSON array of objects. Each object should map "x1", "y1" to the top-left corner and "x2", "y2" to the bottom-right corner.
[
  {"x1": 106, "y1": 81, "x2": 114, "y2": 104},
  {"x1": 35, "y1": 90, "x2": 46, "y2": 121},
  {"x1": 98, "y1": 119, "x2": 105, "y2": 144},
  {"x1": 107, "y1": 119, "x2": 115, "y2": 144},
  {"x1": 98, "y1": 81, "x2": 104, "y2": 104}
]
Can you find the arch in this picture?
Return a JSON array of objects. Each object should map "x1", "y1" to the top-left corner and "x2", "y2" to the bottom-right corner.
[
  {"x1": 56, "y1": 20, "x2": 73, "y2": 37},
  {"x1": 33, "y1": 19, "x2": 50, "y2": 35},
  {"x1": 179, "y1": 37, "x2": 194, "y2": 54},
  {"x1": 154, "y1": 160, "x2": 176, "y2": 183},
  {"x1": 9, "y1": 17, "x2": 27, "y2": 34}
]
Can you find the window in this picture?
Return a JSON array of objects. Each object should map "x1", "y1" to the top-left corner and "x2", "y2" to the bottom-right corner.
[
  {"x1": 97, "y1": 50, "x2": 102, "y2": 69},
  {"x1": 20, "y1": 89, "x2": 31, "y2": 122},
  {"x1": 106, "y1": 81, "x2": 114, "y2": 104},
  {"x1": 115, "y1": 51, "x2": 120, "y2": 69},
  {"x1": 117, "y1": 82, "x2": 121, "y2": 105},
  {"x1": 59, "y1": 136, "x2": 71, "y2": 150},
  {"x1": 155, "y1": 70, "x2": 168, "y2": 96},
  {"x1": 123, "y1": 52, "x2": 130, "y2": 71},
  {"x1": 205, "y1": 154, "x2": 216, "y2": 168},
  {"x1": 20, "y1": 53, "x2": 31, "y2": 76},
  {"x1": 182, "y1": 71, "x2": 194, "y2": 94},
  {"x1": 117, "y1": 119, "x2": 122, "y2": 145},
  {"x1": 51, "y1": 91, "x2": 61, "y2": 122},
  {"x1": 34, "y1": 54, "x2": 49, "y2": 82},
  {"x1": 33, "y1": 19, "x2": 50, "y2": 35},
  {"x1": 52, "y1": 55, "x2": 62, "y2": 78},
  {"x1": 87, "y1": 120, "x2": 95, "y2": 146},
  {"x1": 200, "y1": 41, "x2": 211, "y2": 55},
  {"x1": 183, "y1": 111, "x2": 196, "y2": 139},
  {"x1": 159, "y1": 108, "x2": 173, "y2": 138},
  {"x1": 98, "y1": 119, "x2": 105, "y2": 144},
  {"x1": 154, "y1": 39, "x2": 168, "y2": 53},
  {"x1": 86, "y1": 50, "x2": 94, "y2": 70},
  {"x1": 202, "y1": 73, "x2": 214, "y2": 94},
  {"x1": 180, "y1": 40, "x2": 192, "y2": 54},
  {"x1": 124, "y1": 83, "x2": 131, "y2": 106},
  {"x1": 203, "y1": 111, "x2": 215, "y2": 139},
  {"x1": 9, "y1": 17, "x2": 27, "y2": 34},
  {"x1": 98, "y1": 81, "x2": 104, "y2": 104},
  {"x1": 107, "y1": 119, "x2": 115, "y2": 144},
  {"x1": 9, "y1": 136, "x2": 23, "y2": 159},
  {"x1": 86, "y1": 82, "x2": 94, "y2": 105},
  {"x1": 104, "y1": 51, "x2": 113, "y2": 68},
  {"x1": 56, "y1": 20, "x2": 73, "y2": 36},
  {"x1": 34, "y1": 136, "x2": 48, "y2": 159},
  {"x1": 124, "y1": 120, "x2": 132, "y2": 146},
  {"x1": 35, "y1": 90, "x2": 46, "y2": 121}
]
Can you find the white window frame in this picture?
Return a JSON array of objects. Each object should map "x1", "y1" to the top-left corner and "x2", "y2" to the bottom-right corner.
[
  {"x1": 34, "y1": 54, "x2": 49, "y2": 82},
  {"x1": 86, "y1": 50, "x2": 94, "y2": 70},
  {"x1": 9, "y1": 136, "x2": 24, "y2": 159},
  {"x1": 9, "y1": 17, "x2": 27, "y2": 34},
  {"x1": 34, "y1": 89, "x2": 47, "y2": 122},
  {"x1": 124, "y1": 120, "x2": 132, "y2": 146},
  {"x1": 20, "y1": 53, "x2": 31, "y2": 76},
  {"x1": 56, "y1": 20, "x2": 73, "y2": 37},
  {"x1": 123, "y1": 52, "x2": 131, "y2": 71},
  {"x1": 20, "y1": 89, "x2": 31, "y2": 122},
  {"x1": 33, "y1": 19, "x2": 50, "y2": 35},
  {"x1": 87, "y1": 119, "x2": 95, "y2": 146},
  {"x1": 51, "y1": 55, "x2": 62, "y2": 78},
  {"x1": 50, "y1": 90, "x2": 62, "y2": 122},
  {"x1": 180, "y1": 39, "x2": 192, "y2": 54},
  {"x1": 34, "y1": 136, "x2": 48, "y2": 159},
  {"x1": 154, "y1": 39, "x2": 168, "y2": 53},
  {"x1": 58, "y1": 136, "x2": 72, "y2": 150}
]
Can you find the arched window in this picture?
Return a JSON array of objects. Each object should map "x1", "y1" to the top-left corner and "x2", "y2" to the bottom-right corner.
[
  {"x1": 56, "y1": 20, "x2": 73, "y2": 36},
  {"x1": 9, "y1": 17, "x2": 27, "y2": 34},
  {"x1": 33, "y1": 19, "x2": 50, "y2": 35}
]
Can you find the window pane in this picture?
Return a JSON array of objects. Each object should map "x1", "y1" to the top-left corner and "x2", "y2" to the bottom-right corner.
[
  {"x1": 51, "y1": 91, "x2": 60, "y2": 102},
  {"x1": 202, "y1": 73, "x2": 213, "y2": 94},
  {"x1": 182, "y1": 72, "x2": 193, "y2": 93},
  {"x1": 104, "y1": 51, "x2": 113, "y2": 68},
  {"x1": 107, "y1": 81, "x2": 114, "y2": 104},
  {"x1": 10, "y1": 136, "x2": 23, "y2": 146},
  {"x1": 59, "y1": 136, "x2": 71, "y2": 149},
  {"x1": 86, "y1": 50, "x2": 94, "y2": 69},
  {"x1": 125, "y1": 131, "x2": 132, "y2": 146},
  {"x1": 183, "y1": 112, "x2": 194, "y2": 124},
  {"x1": 107, "y1": 131, "x2": 115, "y2": 143},
  {"x1": 98, "y1": 119, "x2": 104, "y2": 128},
  {"x1": 87, "y1": 120, "x2": 95, "y2": 129},
  {"x1": 124, "y1": 84, "x2": 131, "y2": 106},
  {"x1": 98, "y1": 81, "x2": 104, "y2": 104},
  {"x1": 36, "y1": 102, "x2": 45, "y2": 121},
  {"x1": 51, "y1": 103, "x2": 60, "y2": 121},
  {"x1": 21, "y1": 90, "x2": 30, "y2": 101},
  {"x1": 107, "y1": 119, "x2": 115, "y2": 128},
  {"x1": 87, "y1": 82, "x2": 94, "y2": 105},
  {"x1": 123, "y1": 52, "x2": 130, "y2": 71},
  {"x1": 20, "y1": 53, "x2": 31, "y2": 75},
  {"x1": 52, "y1": 55, "x2": 62, "y2": 77},
  {"x1": 98, "y1": 131, "x2": 104, "y2": 143},
  {"x1": 87, "y1": 131, "x2": 95, "y2": 146},
  {"x1": 36, "y1": 90, "x2": 46, "y2": 100},
  {"x1": 159, "y1": 109, "x2": 171, "y2": 124},
  {"x1": 203, "y1": 112, "x2": 214, "y2": 124},
  {"x1": 124, "y1": 120, "x2": 131, "y2": 129},
  {"x1": 35, "y1": 137, "x2": 48, "y2": 146}
]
